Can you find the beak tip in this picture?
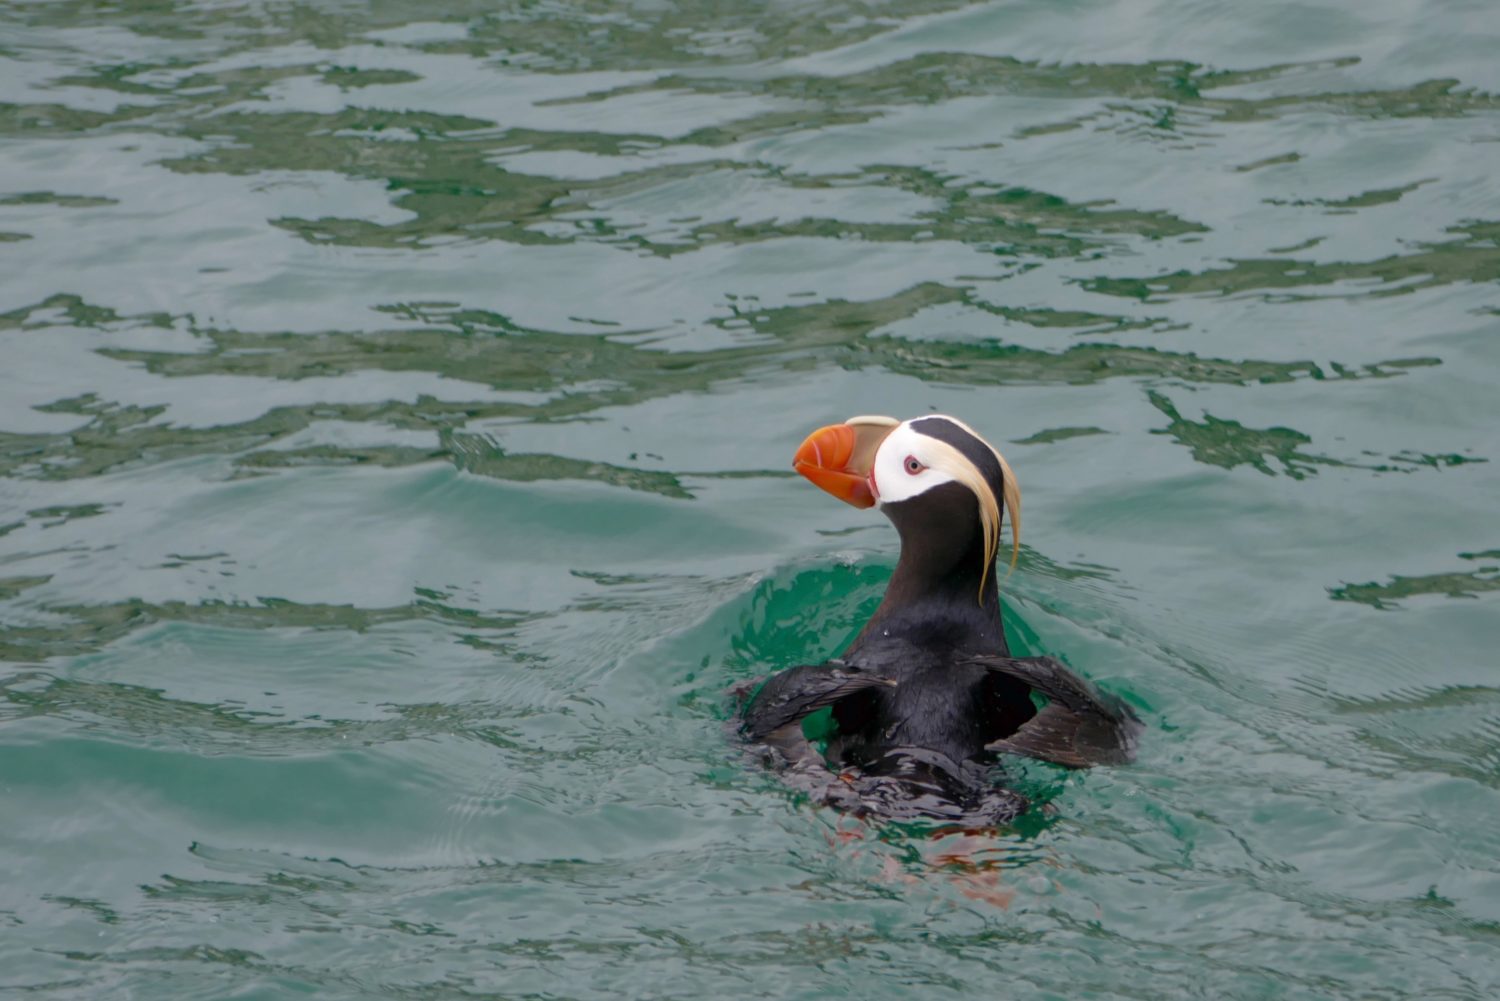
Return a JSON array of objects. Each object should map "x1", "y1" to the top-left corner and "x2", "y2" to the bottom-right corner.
[{"x1": 792, "y1": 421, "x2": 885, "y2": 509}]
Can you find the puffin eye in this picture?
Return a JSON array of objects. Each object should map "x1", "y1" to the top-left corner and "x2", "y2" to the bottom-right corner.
[{"x1": 903, "y1": 455, "x2": 925, "y2": 475}]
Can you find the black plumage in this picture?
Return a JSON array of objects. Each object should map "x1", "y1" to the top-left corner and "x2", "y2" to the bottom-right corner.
[{"x1": 740, "y1": 417, "x2": 1139, "y2": 824}]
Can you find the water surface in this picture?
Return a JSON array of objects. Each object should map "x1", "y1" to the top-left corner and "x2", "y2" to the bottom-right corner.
[{"x1": 2, "y1": 1, "x2": 1498, "y2": 998}]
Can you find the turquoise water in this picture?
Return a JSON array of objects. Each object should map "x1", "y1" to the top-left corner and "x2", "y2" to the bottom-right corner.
[{"x1": 2, "y1": 1, "x2": 1498, "y2": 997}]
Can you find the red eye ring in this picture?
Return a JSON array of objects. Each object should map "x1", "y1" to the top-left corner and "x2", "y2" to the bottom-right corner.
[{"x1": 904, "y1": 455, "x2": 925, "y2": 475}]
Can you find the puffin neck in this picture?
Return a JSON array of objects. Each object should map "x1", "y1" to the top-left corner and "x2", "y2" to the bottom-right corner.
[{"x1": 846, "y1": 481, "x2": 1009, "y2": 658}]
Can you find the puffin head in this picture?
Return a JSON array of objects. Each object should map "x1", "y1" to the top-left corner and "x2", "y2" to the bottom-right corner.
[{"x1": 793, "y1": 414, "x2": 1021, "y2": 601}]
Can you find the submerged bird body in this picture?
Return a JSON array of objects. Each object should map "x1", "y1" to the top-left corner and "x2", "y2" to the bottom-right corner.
[{"x1": 741, "y1": 414, "x2": 1138, "y2": 824}]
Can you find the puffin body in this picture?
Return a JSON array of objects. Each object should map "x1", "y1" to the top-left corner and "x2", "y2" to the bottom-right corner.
[{"x1": 741, "y1": 415, "x2": 1139, "y2": 824}]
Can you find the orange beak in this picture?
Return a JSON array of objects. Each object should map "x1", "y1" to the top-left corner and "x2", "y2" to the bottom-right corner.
[{"x1": 792, "y1": 417, "x2": 898, "y2": 509}]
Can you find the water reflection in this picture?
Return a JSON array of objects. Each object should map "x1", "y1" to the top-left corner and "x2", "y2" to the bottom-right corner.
[
  {"x1": 2, "y1": 0, "x2": 1499, "y2": 998},
  {"x1": 1330, "y1": 549, "x2": 1500, "y2": 608}
]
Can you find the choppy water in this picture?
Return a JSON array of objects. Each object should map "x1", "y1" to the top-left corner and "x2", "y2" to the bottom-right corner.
[{"x1": 2, "y1": 1, "x2": 1498, "y2": 997}]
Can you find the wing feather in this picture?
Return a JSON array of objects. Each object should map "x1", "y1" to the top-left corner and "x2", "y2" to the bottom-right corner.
[
  {"x1": 967, "y1": 655, "x2": 1141, "y2": 768},
  {"x1": 740, "y1": 664, "x2": 896, "y2": 742}
]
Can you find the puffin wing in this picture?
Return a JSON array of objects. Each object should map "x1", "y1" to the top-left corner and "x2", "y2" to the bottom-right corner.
[
  {"x1": 740, "y1": 663, "x2": 896, "y2": 742},
  {"x1": 968, "y1": 655, "x2": 1141, "y2": 768}
]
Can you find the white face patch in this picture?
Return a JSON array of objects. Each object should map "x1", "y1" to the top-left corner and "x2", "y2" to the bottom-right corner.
[
  {"x1": 870, "y1": 421, "x2": 957, "y2": 505},
  {"x1": 862, "y1": 413, "x2": 1022, "y2": 597}
]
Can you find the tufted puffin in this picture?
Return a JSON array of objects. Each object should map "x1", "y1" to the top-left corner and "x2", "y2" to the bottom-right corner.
[{"x1": 740, "y1": 414, "x2": 1140, "y2": 824}]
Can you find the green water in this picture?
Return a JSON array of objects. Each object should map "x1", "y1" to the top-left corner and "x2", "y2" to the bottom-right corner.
[{"x1": 2, "y1": 0, "x2": 1498, "y2": 997}]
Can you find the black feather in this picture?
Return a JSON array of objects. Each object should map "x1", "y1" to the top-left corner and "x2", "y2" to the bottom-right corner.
[
  {"x1": 969, "y1": 655, "x2": 1141, "y2": 767},
  {"x1": 740, "y1": 663, "x2": 896, "y2": 741}
]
